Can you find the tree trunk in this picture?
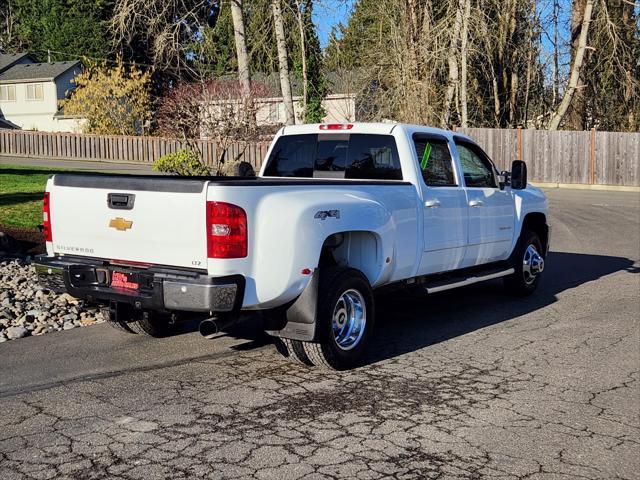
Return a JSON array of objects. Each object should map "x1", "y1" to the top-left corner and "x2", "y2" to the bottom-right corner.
[
  {"x1": 566, "y1": 0, "x2": 588, "y2": 129},
  {"x1": 271, "y1": 0, "x2": 295, "y2": 125},
  {"x1": 552, "y1": 0, "x2": 560, "y2": 105},
  {"x1": 460, "y1": 0, "x2": 470, "y2": 127},
  {"x1": 620, "y1": 1, "x2": 637, "y2": 131},
  {"x1": 491, "y1": 72, "x2": 501, "y2": 127},
  {"x1": 0, "y1": 2, "x2": 18, "y2": 52},
  {"x1": 294, "y1": 0, "x2": 308, "y2": 116},
  {"x1": 404, "y1": 0, "x2": 423, "y2": 82},
  {"x1": 230, "y1": 0, "x2": 252, "y2": 109},
  {"x1": 505, "y1": 0, "x2": 518, "y2": 127},
  {"x1": 509, "y1": 69, "x2": 519, "y2": 127},
  {"x1": 548, "y1": 0, "x2": 594, "y2": 130},
  {"x1": 442, "y1": 0, "x2": 463, "y2": 128},
  {"x1": 523, "y1": 7, "x2": 535, "y2": 127}
]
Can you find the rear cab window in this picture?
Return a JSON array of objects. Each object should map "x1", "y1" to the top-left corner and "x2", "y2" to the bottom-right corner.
[{"x1": 263, "y1": 134, "x2": 403, "y2": 180}]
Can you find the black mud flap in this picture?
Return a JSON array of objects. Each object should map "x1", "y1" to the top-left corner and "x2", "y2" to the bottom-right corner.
[{"x1": 264, "y1": 270, "x2": 320, "y2": 342}]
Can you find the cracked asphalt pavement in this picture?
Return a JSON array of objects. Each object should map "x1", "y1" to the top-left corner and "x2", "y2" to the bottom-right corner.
[{"x1": 0, "y1": 188, "x2": 638, "y2": 479}]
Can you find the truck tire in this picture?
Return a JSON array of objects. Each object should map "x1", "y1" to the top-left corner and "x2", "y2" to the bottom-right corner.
[
  {"x1": 504, "y1": 230, "x2": 545, "y2": 296},
  {"x1": 105, "y1": 306, "x2": 176, "y2": 337},
  {"x1": 301, "y1": 268, "x2": 375, "y2": 370},
  {"x1": 127, "y1": 313, "x2": 176, "y2": 337},
  {"x1": 104, "y1": 308, "x2": 136, "y2": 334},
  {"x1": 281, "y1": 338, "x2": 314, "y2": 366}
]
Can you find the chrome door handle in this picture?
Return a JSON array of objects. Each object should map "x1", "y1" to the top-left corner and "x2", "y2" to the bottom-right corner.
[
  {"x1": 424, "y1": 199, "x2": 441, "y2": 208},
  {"x1": 469, "y1": 200, "x2": 484, "y2": 207}
]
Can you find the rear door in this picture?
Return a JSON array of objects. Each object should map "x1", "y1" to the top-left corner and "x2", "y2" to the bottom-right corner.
[
  {"x1": 413, "y1": 134, "x2": 468, "y2": 275},
  {"x1": 49, "y1": 175, "x2": 209, "y2": 269},
  {"x1": 454, "y1": 139, "x2": 515, "y2": 266}
]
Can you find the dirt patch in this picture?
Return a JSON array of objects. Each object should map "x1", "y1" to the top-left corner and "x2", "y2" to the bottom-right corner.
[{"x1": 0, "y1": 225, "x2": 45, "y2": 255}]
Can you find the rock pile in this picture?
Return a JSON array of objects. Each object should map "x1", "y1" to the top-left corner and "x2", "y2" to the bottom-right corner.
[{"x1": 0, "y1": 260, "x2": 105, "y2": 342}]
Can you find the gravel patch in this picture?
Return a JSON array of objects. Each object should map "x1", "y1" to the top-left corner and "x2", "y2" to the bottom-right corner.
[{"x1": 0, "y1": 260, "x2": 105, "y2": 342}]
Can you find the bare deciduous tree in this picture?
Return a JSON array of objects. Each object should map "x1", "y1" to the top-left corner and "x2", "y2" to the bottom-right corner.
[
  {"x1": 442, "y1": 0, "x2": 464, "y2": 127},
  {"x1": 271, "y1": 0, "x2": 295, "y2": 125},
  {"x1": 111, "y1": 0, "x2": 205, "y2": 79},
  {"x1": 230, "y1": 0, "x2": 251, "y2": 99},
  {"x1": 0, "y1": 1, "x2": 19, "y2": 53},
  {"x1": 293, "y1": 0, "x2": 308, "y2": 115},
  {"x1": 548, "y1": 0, "x2": 594, "y2": 130},
  {"x1": 460, "y1": 0, "x2": 471, "y2": 127}
]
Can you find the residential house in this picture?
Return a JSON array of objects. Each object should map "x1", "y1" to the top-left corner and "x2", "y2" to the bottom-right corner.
[
  {"x1": 254, "y1": 93, "x2": 356, "y2": 126},
  {"x1": 200, "y1": 93, "x2": 357, "y2": 138},
  {"x1": 0, "y1": 53, "x2": 34, "y2": 73},
  {"x1": 0, "y1": 53, "x2": 83, "y2": 132},
  {"x1": 195, "y1": 72, "x2": 360, "y2": 137}
]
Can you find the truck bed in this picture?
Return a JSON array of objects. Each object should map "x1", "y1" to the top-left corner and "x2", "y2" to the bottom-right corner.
[{"x1": 53, "y1": 173, "x2": 412, "y2": 190}]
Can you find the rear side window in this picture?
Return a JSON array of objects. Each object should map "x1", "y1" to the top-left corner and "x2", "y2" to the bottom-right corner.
[
  {"x1": 413, "y1": 136, "x2": 456, "y2": 187},
  {"x1": 264, "y1": 134, "x2": 403, "y2": 180}
]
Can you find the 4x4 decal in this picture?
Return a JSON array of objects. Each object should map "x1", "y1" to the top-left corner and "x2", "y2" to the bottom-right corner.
[{"x1": 314, "y1": 210, "x2": 340, "y2": 221}]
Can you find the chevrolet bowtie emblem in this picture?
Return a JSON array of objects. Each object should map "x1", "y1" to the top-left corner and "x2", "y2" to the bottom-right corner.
[{"x1": 109, "y1": 217, "x2": 133, "y2": 231}]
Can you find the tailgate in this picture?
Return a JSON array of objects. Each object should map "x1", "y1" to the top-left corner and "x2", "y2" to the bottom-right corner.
[{"x1": 48, "y1": 174, "x2": 209, "y2": 269}]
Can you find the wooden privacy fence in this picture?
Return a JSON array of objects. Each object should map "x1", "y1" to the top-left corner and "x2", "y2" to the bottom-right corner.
[
  {"x1": 0, "y1": 127, "x2": 638, "y2": 186},
  {"x1": 457, "y1": 127, "x2": 639, "y2": 187},
  {"x1": 0, "y1": 129, "x2": 271, "y2": 170}
]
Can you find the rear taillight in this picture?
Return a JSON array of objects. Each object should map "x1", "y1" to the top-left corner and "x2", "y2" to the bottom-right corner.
[
  {"x1": 206, "y1": 202, "x2": 247, "y2": 258},
  {"x1": 43, "y1": 192, "x2": 52, "y2": 242}
]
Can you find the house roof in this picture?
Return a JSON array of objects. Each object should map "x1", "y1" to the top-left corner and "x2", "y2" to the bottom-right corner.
[
  {"x1": 0, "y1": 53, "x2": 33, "y2": 74},
  {"x1": 0, "y1": 61, "x2": 81, "y2": 84},
  {"x1": 0, "y1": 117, "x2": 19, "y2": 129}
]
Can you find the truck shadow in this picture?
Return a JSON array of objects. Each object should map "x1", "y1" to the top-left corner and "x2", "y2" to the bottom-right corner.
[{"x1": 361, "y1": 251, "x2": 637, "y2": 367}]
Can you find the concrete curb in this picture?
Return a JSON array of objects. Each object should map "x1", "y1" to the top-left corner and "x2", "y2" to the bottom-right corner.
[{"x1": 532, "y1": 182, "x2": 640, "y2": 193}]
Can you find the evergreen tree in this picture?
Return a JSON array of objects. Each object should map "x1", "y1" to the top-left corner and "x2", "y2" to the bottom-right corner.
[
  {"x1": 323, "y1": 0, "x2": 382, "y2": 71},
  {"x1": 296, "y1": 0, "x2": 326, "y2": 122},
  {"x1": 11, "y1": 0, "x2": 113, "y2": 61}
]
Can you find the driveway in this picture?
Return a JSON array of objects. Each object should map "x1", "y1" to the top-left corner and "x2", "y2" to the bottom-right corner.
[{"x1": 0, "y1": 189, "x2": 638, "y2": 479}]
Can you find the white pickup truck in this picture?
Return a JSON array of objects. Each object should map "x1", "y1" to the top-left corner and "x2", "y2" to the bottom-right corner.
[{"x1": 35, "y1": 123, "x2": 549, "y2": 370}]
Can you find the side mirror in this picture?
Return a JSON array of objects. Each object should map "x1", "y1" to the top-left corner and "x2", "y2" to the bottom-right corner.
[
  {"x1": 511, "y1": 160, "x2": 527, "y2": 190},
  {"x1": 498, "y1": 170, "x2": 510, "y2": 190}
]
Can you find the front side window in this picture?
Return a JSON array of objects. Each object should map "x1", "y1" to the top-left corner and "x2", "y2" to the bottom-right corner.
[
  {"x1": 456, "y1": 142, "x2": 497, "y2": 188},
  {"x1": 413, "y1": 135, "x2": 456, "y2": 187},
  {"x1": 264, "y1": 133, "x2": 403, "y2": 180},
  {"x1": 0, "y1": 85, "x2": 16, "y2": 102},
  {"x1": 26, "y1": 83, "x2": 44, "y2": 101}
]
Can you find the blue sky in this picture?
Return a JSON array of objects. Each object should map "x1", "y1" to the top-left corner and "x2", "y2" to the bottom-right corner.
[{"x1": 314, "y1": 1, "x2": 356, "y2": 48}]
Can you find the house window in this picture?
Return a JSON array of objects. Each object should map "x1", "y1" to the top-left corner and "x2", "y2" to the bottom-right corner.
[
  {"x1": 0, "y1": 85, "x2": 16, "y2": 102},
  {"x1": 25, "y1": 83, "x2": 44, "y2": 101}
]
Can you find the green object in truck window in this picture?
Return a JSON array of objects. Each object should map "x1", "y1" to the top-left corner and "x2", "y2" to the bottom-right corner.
[{"x1": 421, "y1": 143, "x2": 433, "y2": 170}]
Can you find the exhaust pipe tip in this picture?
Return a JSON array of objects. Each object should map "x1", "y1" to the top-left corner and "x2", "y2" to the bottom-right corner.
[{"x1": 199, "y1": 319, "x2": 219, "y2": 339}]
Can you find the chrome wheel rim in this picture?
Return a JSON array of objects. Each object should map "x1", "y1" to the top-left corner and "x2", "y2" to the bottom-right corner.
[
  {"x1": 523, "y1": 244, "x2": 544, "y2": 285},
  {"x1": 332, "y1": 289, "x2": 366, "y2": 351}
]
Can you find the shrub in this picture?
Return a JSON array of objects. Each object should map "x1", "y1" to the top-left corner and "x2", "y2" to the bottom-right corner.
[
  {"x1": 153, "y1": 149, "x2": 210, "y2": 176},
  {"x1": 61, "y1": 57, "x2": 152, "y2": 135}
]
